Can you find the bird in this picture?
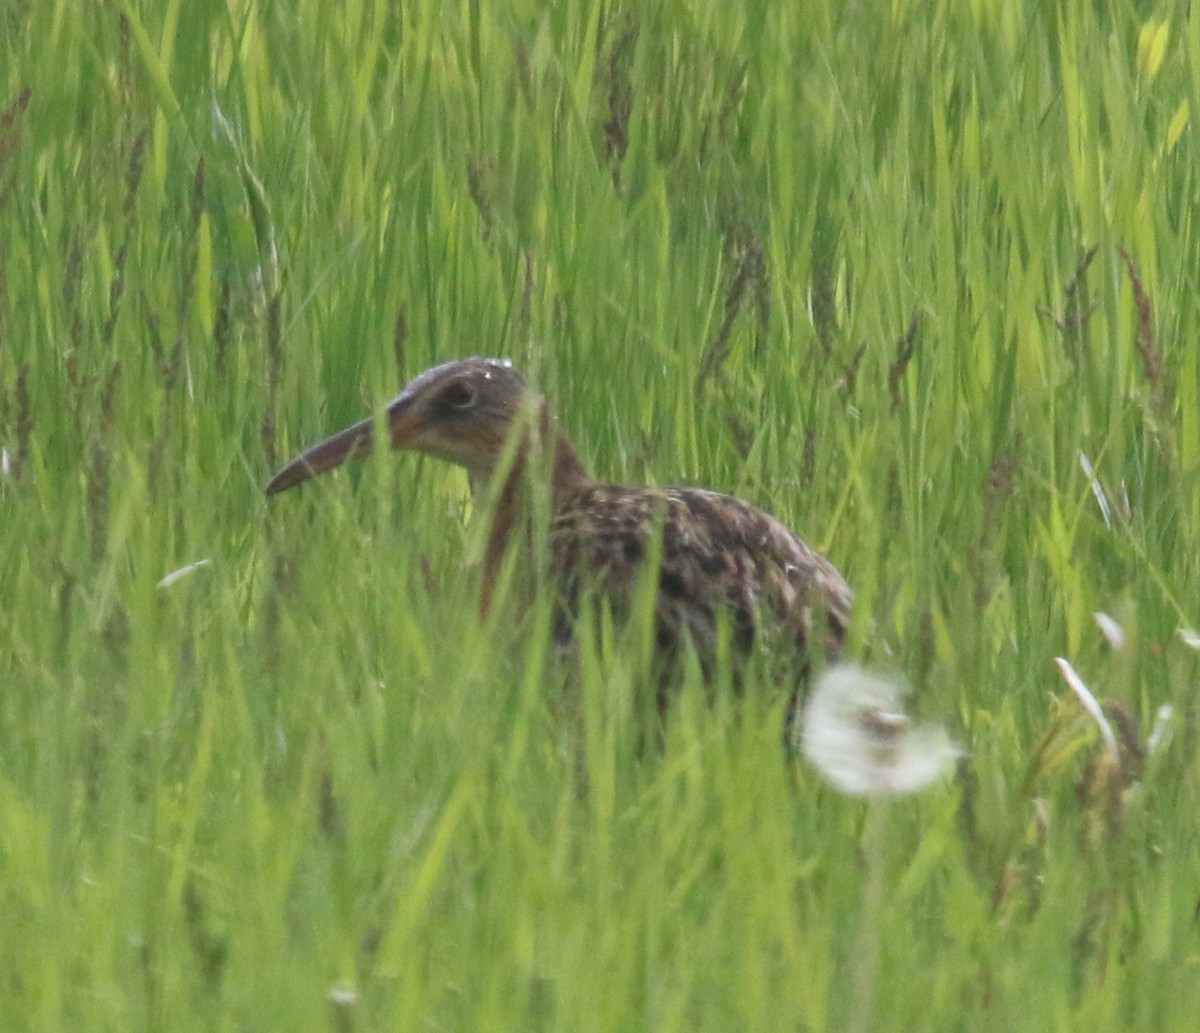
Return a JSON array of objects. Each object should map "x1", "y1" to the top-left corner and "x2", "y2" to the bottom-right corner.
[{"x1": 266, "y1": 358, "x2": 852, "y2": 713}]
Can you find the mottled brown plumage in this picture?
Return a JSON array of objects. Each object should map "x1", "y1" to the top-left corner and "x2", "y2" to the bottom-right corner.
[{"x1": 266, "y1": 358, "x2": 852, "y2": 690}]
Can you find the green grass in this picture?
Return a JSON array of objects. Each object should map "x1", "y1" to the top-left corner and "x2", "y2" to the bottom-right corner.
[{"x1": 2, "y1": 0, "x2": 1199, "y2": 1029}]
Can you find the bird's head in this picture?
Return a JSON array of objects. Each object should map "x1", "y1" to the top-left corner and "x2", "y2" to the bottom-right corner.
[{"x1": 266, "y1": 358, "x2": 569, "y2": 496}]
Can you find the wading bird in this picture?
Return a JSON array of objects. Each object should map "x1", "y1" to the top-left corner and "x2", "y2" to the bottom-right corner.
[{"x1": 266, "y1": 359, "x2": 852, "y2": 710}]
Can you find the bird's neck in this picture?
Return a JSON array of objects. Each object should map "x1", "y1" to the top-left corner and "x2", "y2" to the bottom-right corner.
[
  {"x1": 547, "y1": 428, "x2": 592, "y2": 506},
  {"x1": 479, "y1": 412, "x2": 591, "y2": 614}
]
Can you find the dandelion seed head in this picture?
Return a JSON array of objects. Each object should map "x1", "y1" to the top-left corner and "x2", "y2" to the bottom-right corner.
[{"x1": 799, "y1": 665, "x2": 961, "y2": 797}]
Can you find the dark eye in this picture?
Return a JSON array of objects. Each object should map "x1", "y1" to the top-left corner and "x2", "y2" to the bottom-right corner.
[{"x1": 440, "y1": 382, "x2": 476, "y2": 409}]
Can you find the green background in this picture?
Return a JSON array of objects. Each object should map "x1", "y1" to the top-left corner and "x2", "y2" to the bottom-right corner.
[{"x1": 1, "y1": 1, "x2": 1197, "y2": 1029}]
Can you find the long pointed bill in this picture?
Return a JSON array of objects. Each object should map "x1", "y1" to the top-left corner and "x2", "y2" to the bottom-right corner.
[
  {"x1": 265, "y1": 394, "x2": 426, "y2": 496},
  {"x1": 265, "y1": 416, "x2": 378, "y2": 495}
]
